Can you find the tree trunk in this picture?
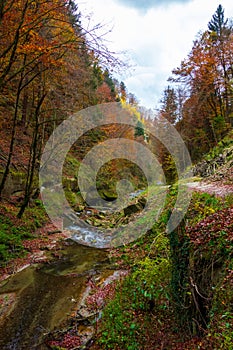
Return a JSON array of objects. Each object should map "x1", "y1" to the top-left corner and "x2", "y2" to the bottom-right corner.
[
  {"x1": 0, "y1": 74, "x2": 24, "y2": 197},
  {"x1": 17, "y1": 92, "x2": 46, "y2": 218}
]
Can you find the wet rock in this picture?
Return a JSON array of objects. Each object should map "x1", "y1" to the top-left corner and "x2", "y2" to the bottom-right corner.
[
  {"x1": 99, "y1": 189, "x2": 118, "y2": 201},
  {"x1": 85, "y1": 219, "x2": 93, "y2": 226},
  {"x1": 123, "y1": 201, "x2": 143, "y2": 216},
  {"x1": 92, "y1": 219, "x2": 103, "y2": 227},
  {"x1": 138, "y1": 196, "x2": 147, "y2": 207}
]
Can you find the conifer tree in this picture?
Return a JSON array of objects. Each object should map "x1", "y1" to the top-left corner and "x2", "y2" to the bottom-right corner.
[{"x1": 208, "y1": 4, "x2": 228, "y2": 36}]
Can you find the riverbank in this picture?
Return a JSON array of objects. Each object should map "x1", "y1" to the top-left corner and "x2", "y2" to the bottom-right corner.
[
  {"x1": 0, "y1": 220, "x2": 73, "y2": 282},
  {"x1": 0, "y1": 178, "x2": 233, "y2": 349},
  {"x1": 0, "y1": 196, "x2": 133, "y2": 349},
  {"x1": 87, "y1": 184, "x2": 233, "y2": 350}
]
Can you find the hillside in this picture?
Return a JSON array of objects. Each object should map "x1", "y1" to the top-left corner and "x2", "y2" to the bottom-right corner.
[
  {"x1": 88, "y1": 143, "x2": 233, "y2": 350},
  {"x1": 0, "y1": 128, "x2": 232, "y2": 349},
  {"x1": 0, "y1": 2, "x2": 233, "y2": 349}
]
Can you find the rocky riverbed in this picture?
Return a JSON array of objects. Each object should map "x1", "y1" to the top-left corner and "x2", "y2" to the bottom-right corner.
[{"x1": 0, "y1": 238, "x2": 128, "y2": 349}]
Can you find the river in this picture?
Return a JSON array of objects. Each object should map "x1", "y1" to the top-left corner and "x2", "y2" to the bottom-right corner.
[
  {"x1": 0, "y1": 241, "x2": 111, "y2": 349},
  {"x1": 0, "y1": 189, "x2": 149, "y2": 349}
]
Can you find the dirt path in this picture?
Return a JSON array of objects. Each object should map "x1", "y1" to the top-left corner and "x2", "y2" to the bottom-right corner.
[{"x1": 187, "y1": 181, "x2": 233, "y2": 197}]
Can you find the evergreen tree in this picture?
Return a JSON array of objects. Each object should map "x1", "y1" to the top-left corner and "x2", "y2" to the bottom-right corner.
[
  {"x1": 160, "y1": 86, "x2": 178, "y2": 125},
  {"x1": 134, "y1": 120, "x2": 144, "y2": 137},
  {"x1": 208, "y1": 4, "x2": 228, "y2": 36},
  {"x1": 67, "y1": 0, "x2": 82, "y2": 33},
  {"x1": 103, "y1": 69, "x2": 117, "y2": 99}
]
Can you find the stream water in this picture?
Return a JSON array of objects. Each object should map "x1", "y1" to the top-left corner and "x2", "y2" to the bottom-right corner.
[
  {"x1": 0, "y1": 189, "x2": 147, "y2": 349},
  {"x1": 69, "y1": 223, "x2": 112, "y2": 248},
  {"x1": 0, "y1": 241, "x2": 110, "y2": 349}
]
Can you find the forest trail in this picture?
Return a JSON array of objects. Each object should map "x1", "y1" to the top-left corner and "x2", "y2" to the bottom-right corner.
[{"x1": 187, "y1": 181, "x2": 233, "y2": 198}]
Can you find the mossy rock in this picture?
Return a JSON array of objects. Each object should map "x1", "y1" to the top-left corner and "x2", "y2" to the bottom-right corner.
[
  {"x1": 99, "y1": 189, "x2": 118, "y2": 202},
  {"x1": 123, "y1": 202, "x2": 143, "y2": 216}
]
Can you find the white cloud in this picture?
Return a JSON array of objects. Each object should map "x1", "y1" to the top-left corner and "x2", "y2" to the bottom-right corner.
[
  {"x1": 115, "y1": 0, "x2": 192, "y2": 11},
  {"x1": 78, "y1": 0, "x2": 233, "y2": 108}
]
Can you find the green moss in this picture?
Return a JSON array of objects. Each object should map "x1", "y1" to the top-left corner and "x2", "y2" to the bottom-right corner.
[
  {"x1": 98, "y1": 257, "x2": 171, "y2": 349},
  {"x1": 63, "y1": 154, "x2": 80, "y2": 177},
  {"x1": 0, "y1": 200, "x2": 47, "y2": 265},
  {"x1": 97, "y1": 182, "x2": 233, "y2": 348}
]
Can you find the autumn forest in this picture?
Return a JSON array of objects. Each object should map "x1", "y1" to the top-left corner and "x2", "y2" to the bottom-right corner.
[{"x1": 0, "y1": 1, "x2": 233, "y2": 349}]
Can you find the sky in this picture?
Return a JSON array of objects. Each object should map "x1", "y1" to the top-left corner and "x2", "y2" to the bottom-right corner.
[{"x1": 78, "y1": 0, "x2": 233, "y2": 109}]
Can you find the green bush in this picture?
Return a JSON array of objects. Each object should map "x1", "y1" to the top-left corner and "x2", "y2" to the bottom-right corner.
[
  {"x1": 206, "y1": 269, "x2": 233, "y2": 349},
  {"x1": 0, "y1": 230, "x2": 24, "y2": 262},
  {"x1": 188, "y1": 192, "x2": 224, "y2": 226},
  {"x1": 98, "y1": 257, "x2": 170, "y2": 349},
  {"x1": 0, "y1": 204, "x2": 46, "y2": 264}
]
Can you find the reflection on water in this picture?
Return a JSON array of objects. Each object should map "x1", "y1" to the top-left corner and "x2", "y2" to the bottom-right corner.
[{"x1": 0, "y1": 242, "x2": 109, "y2": 349}]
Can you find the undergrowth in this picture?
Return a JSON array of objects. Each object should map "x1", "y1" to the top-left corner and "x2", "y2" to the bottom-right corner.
[
  {"x1": 95, "y1": 186, "x2": 233, "y2": 349},
  {"x1": 98, "y1": 255, "x2": 171, "y2": 350},
  {"x1": 0, "y1": 199, "x2": 47, "y2": 265}
]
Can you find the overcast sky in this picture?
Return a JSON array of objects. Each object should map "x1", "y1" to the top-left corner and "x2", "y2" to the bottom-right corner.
[{"x1": 79, "y1": 0, "x2": 233, "y2": 109}]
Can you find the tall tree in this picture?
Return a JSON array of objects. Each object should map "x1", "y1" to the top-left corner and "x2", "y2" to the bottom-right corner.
[
  {"x1": 208, "y1": 4, "x2": 228, "y2": 35},
  {"x1": 208, "y1": 4, "x2": 233, "y2": 124},
  {"x1": 0, "y1": 0, "x2": 79, "y2": 198},
  {"x1": 169, "y1": 5, "x2": 233, "y2": 160},
  {"x1": 160, "y1": 86, "x2": 178, "y2": 125}
]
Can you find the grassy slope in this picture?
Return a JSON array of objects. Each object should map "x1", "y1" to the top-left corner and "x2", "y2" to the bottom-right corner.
[
  {"x1": 90, "y1": 135, "x2": 233, "y2": 350},
  {"x1": 0, "y1": 120, "x2": 232, "y2": 348}
]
